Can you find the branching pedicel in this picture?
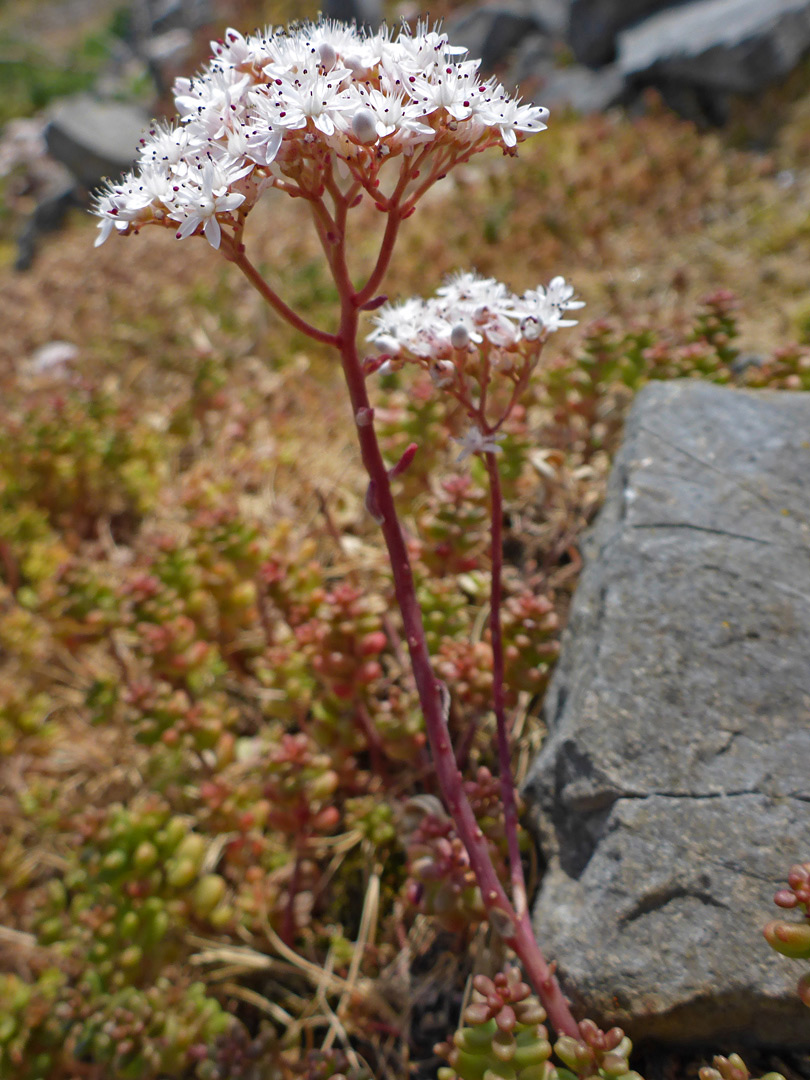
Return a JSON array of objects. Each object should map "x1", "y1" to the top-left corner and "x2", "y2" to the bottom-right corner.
[{"x1": 93, "y1": 17, "x2": 583, "y2": 1037}]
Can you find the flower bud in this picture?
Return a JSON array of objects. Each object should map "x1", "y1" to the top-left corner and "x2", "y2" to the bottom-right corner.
[
  {"x1": 520, "y1": 315, "x2": 542, "y2": 341},
  {"x1": 343, "y1": 53, "x2": 367, "y2": 77},
  {"x1": 374, "y1": 335, "x2": 400, "y2": 355},
  {"x1": 450, "y1": 324, "x2": 470, "y2": 349},
  {"x1": 318, "y1": 42, "x2": 337, "y2": 70},
  {"x1": 352, "y1": 108, "x2": 378, "y2": 144},
  {"x1": 430, "y1": 360, "x2": 455, "y2": 388}
]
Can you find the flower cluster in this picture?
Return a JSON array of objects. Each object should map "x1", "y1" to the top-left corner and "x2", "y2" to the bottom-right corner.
[
  {"x1": 93, "y1": 20, "x2": 550, "y2": 249},
  {"x1": 368, "y1": 272, "x2": 583, "y2": 468},
  {"x1": 369, "y1": 271, "x2": 584, "y2": 364}
]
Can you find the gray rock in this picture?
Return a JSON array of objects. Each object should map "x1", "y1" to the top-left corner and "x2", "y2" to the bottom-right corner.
[
  {"x1": 323, "y1": 0, "x2": 384, "y2": 29},
  {"x1": 141, "y1": 28, "x2": 193, "y2": 94},
  {"x1": 44, "y1": 96, "x2": 148, "y2": 190},
  {"x1": 529, "y1": 0, "x2": 571, "y2": 37},
  {"x1": 567, "y1": 0, "x2": 674, "y2": 66},
  {"x1": 536, "y1": 60, "x2": 626, "y2": 113},
  {"x1": 507, "y1": 32, "x2": 557, "y2": 91},
  {"x1": 619, "y1": 0, "x2": 810, "y2": 95},
  {"x1": 15, "y1": 171, "x2": 77, "y2": 272},
  {"x1": 446, "y1": 5, "x2": 541, "y2": 69},
  {"x1": 525, "y1": 381, "x2": 810, "y2": 1045},
  {"x1": 147, "y1": 0, "x2": 212, "y2": 34}
]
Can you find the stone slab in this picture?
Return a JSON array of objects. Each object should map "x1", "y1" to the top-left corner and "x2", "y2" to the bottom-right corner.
[
  {"x1": 618, "y1": 0, "x2": 810, "y2": 95},
  {"x1": 45, "y1": 95, "x2": 148, "y2": 189},
  {"x1": 525, "y1": 381, "x2": 810, "y2": 1045},
  {"x1": 446, "y1": 5, "x2": 542, "y2": 70},
  {"x1": 567, "y1": 0, "x2": 675, "y2": 66}
]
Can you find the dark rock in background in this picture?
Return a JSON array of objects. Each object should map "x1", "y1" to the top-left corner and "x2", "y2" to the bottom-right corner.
[
  {"x1": 506, "y1": 32, "x2": 557, "y2": 89},
  {"x1": 447, "y1": 0, "x2": 810, "y2": 123},
  {"x1": 14, "y1": 177, "x2": 77, "y2": 272},
  {"x1": 44, "y1": 95, "x2": 148, "y2": 191},
  {"x1": 140, "y1": 28, "x2": 193, "y2": 94},
  {"x1": 524, "y1": 381, "x2": 810, "y2": 1045},
  {"x1": 144, "y1": 0, "x2": 212, "y2": 35},
  {"x1": 619, "y1": 0, "x2": 810, "y2": 95},
  {"x1": 566, "y1": 0, "x2": 676, "y2": 66},
  {"x1": 533, "y1": 61, "x2": 626, "y2": 113},
  {"x1": 323, "y1": 0, "x2": 384, "y2": 29},
  {"x1": 528, "y1": 0, "x2": 571, "y2": 37},
  {"x1": 447, "y1": 5, "x2": 542, "y2": 70}
]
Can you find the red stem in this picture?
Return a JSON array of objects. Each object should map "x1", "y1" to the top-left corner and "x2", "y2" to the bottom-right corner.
[
  {"x1": 230, "y1": 192, "x2": 579, "y2": 1039},
  {"x1": 485, "y1": 450, "x2": 529, "y2": 919},
  {"x1": 222, "y1": 237, "x2": 340, "y2": 348}
]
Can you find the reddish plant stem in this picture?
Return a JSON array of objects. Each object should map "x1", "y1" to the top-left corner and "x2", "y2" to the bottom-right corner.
[
  {"x1": 222, "y1": 238, "x2": 340, "y2": 348},
  {"x1": 231, "y1": 196, "x2": 580, "y2": 1039},
  {"x1": 336, "y1": 300, "x2": 577, "y2": 1037},
  {"x1": 355, "y1": 207, "x2": 402, "y2": 308},
  {"x1": 484, "y1": 450, "x2": 529, "y2": 919}
]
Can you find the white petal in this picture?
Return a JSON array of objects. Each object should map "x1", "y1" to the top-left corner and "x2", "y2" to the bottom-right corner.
[{"x1": 204, "y1": 215, "x2": 222, "y2": 249}]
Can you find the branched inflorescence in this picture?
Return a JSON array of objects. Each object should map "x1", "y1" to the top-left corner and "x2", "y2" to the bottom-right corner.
[
  {"x1": 368, "y1": 270, "x2": 583, "y2": 451},
  {"x1": 93, "y1": 20, "x2": 550, "y2": 252}
]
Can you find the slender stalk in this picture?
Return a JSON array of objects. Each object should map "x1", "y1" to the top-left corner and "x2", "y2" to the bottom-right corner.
[
  {"x1": 222, "y1": 237, "x2": 340, "y2": 348},
  {"x1": 336, "y1": 304, "x2": 578, "y2": 1038},
  {"x1": 231, "y1": 198, "x2": 580, "y2": 1039},
  {"x1": 354, "y1": 207, "x2": 402, "y2": 309},
  {"x1": 485, "y1": 450, "x2": 528, "y2": 919}
]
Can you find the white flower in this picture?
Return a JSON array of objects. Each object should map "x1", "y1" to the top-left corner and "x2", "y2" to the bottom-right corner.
[
  {"x1": 92, "y1": 18, "x2": 553, "y2": 246},
  {"x1": 469, "y1": 80, "x2": 549, "y2": 147},
  {"x1": 174, "y1": 68, "x2": 252, "y2": 140},
  {"x1": 366, "y1": 271, "x2": 581, "y2": 364},
  {"x1": 353, "y1": 85, "x2": 435, "y2": 142},
  {"x1": 406, "y1": 60, "x2": 482, "y2": 121},
  {"x1": 138, "y1": 121, "x2": 204, "y2": 174},
  {"x1": 263, "y1": 71, "x2": 356, "y2": 137},
  {"x1": 169, "y1": 160, "x2": 247, "y2": 248},
  {"x1": 210, "y1": 27, "x2": 261, "y2": 70},
  {"x1": 517, "y1": 277, "x2": 584, "y2": 333},
  {"x1": 93, "y1": 170, "x2": 165, "y2": 246},
  {"x1": 453, "y1": 426, "x2": 505, "y2": 462}
]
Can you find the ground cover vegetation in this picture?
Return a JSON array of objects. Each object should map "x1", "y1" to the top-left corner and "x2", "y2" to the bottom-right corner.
[{"x1": 1, "y1": 4, "x2": 810, "y2": 1080}]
